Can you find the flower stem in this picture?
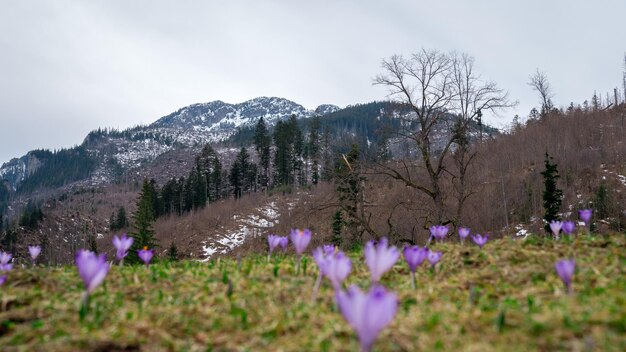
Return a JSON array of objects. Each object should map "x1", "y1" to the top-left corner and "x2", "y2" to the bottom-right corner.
[
  {"x1": 410, "y1": 271, "x2": 416, "y2": 290},
  {"x1": 79, "y1": 291, "x2": 90, "y2": 322},
  {"x1": 296, "y1": 255, "x2": 301, "y2": 275},
  {"x1": 311, "y1": 273, "x2": 322, "y2": 302}
]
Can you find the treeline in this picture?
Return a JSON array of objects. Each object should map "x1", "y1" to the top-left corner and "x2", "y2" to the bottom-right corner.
[
  {"x1": 147, "y1": 113, "x2": 368, "y2": 218},
  {"x1": 17, "y1": 147, "x2": 99, "y2": 194},
  {"x1": 230, "y1": 101, "x2": 405, "y2": 152},
  {"x1": 85, "y1": 127, "x2": 176, "y2": 146}
]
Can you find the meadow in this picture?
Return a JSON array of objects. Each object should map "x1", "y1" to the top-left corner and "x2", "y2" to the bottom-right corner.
[{"x1": 1, "y1": 234, "x2": 625, "y2": 351}]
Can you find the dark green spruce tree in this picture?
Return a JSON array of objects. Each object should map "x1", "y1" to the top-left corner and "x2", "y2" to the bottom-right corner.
[
  {"x1": 541, "y1": 153, "x2": 563, "y2": 234},
  {"x1": 331, "y1": 210, "x2": 343, "y2": 247},
  {"x1": 229, "y1": 147, "x2": 256, "y2": 199},
  {"x1": 196, "y1": 144, "x2": 222, "y2": 203},
  {"x1": 129, "y1": 179, "x2": 159, "y2": 263},
  {"x1": 253, "y1": 117, "x2": 272, "y2": 189},
  {"x1": 308, "y1": 115, "x2": 322, "y2": 185},
  {"x1": 273, "y1": 120, "x2": 293, "y2": 187},
  {"x1": 116, "y1": 206, "x2": 128, "y2": 229}
]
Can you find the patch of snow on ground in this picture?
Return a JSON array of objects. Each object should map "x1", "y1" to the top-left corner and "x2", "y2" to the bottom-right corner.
[
  {"x1": 200, "y1": 201, "x2": 279, "y2": 261},
  {"x1": 515, "y1": 224, "x2": 529, "y2": 239}
]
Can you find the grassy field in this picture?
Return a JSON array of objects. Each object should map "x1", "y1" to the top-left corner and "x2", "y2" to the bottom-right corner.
[{"x1": 1, "y1": 234, "x2": 625, "y2": 351}]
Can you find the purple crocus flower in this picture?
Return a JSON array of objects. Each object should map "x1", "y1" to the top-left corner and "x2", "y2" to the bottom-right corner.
[
  {"x1": 0, "y1": 251, "x2": 13, "y2": 271},
  {"x1": 291, "y1": 229, "x2": 312, "y2": 275},
  {"x1": 313, "y1": 246, "x2": 332, "y2": 275},
  {"x1": 0, "y1": 275, "x2": 6, "y2": 286},
  {"x1": 267, "y1": 234, "x2": 282, "y2": 260},
  {"x1": 278, "y1": 236, "x2": 289, "y2": 251},
  {"x1": 555, "y1": 259, "x2": 576, "y2": 294},
  {"x1": 578, "y1": 209, "x2": 592, "y2": 226},
  {"x1": 429, "y1": 225, "x2": 449, "y2": 242},
  {"x1": 290, "y1": 228, "x2": 312, "y2": 255},
  {"x1": 75, "y1": 250, "x2": 110, "y2": 294},
  {"x1": 28, "y1": 245, "x2": 41, "y2": 263},
  {"x1": 562, "y1": 221, "x2": 576, "y2": 235},
  {"x1": 403, "y1": 245, "x2": 428, "y2": 289},
  {"x1": 138, "y1": 247, "x2": 154, "y2": 266},
  {"x1": 471, "y1": 234, "x2": 489, "y2": 249},
  {"x1": 364, "y1": 238, "x2": 399, "y2": 283},
  {"x1": 550, "y1": 220, "x2": 563, "y2": 239},
  {"x1": 324, "y1": 251, "x2": 352, "y2": 289},
  {"x1": 112, "y1": 234, "x2": 133, "y2": 263},
  {"x1": 312, "y1": 246, "x2": 332, "y2": 299},
  {"x1": 336, "y1": 285, "x2": 398, "y2": 352},
  {"x1": 458, "y1": 227, "x2": 470, "y2": 243},
  {"x1": 403, "y1": 245, "x2": 428, "y2": 272},
  {"x1": 427, "y1": 250, "x2": 442, "y2": 269},
  {"x1": 322, "y1": 244, "x2": 336, "y2": 256}
]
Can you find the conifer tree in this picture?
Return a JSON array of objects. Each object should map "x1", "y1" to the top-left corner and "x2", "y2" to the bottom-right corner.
[
  {"x1": 273, "y1": 120, "x2": 292, "y2": 186},
  {"x1": 129, "y1": 179, "x2": 158, "y2": 263},
  {"x1": 254, "y1": 117, "x2": 272, "y2": 189},
  {"x1": 321, "y1": 126, "x2": 334, "y2": 182},
  {"x1": 331, "y1": 210, "x2": 343, "y2": 247},
  {"x1": 116, "y1": 206, "x2": 128, "y2": 229},
  {"x1": 196, "y1": 144, "x2": 222, "y2": 202},
  {"x1": 168, "y1": 241, "x2": 179, "y2": 261},
  {"x1": 229, "y1": 147, "x2": 255, "y2": 198},
  {"x1": 308, "y1": 116, "x2": 322, "y2": 184},
  {"x1": 541, "y1": 153, "x2": 563, "y2": 233}
]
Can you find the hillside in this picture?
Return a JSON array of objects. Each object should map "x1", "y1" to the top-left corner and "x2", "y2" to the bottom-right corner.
[{"x1": 0, "y1": 235, "x2": 624, "y2": 351}]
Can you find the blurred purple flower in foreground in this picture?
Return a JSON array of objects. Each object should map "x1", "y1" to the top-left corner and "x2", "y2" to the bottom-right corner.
[
  {"x1": 0, "y1": 275, "x2": 6, "y2": 286},
  {"x1": 555, "y1": 259, "x2": 576, "y2": 294},
  {"x1": 278, "y1": 236, "x2": 289, "y2": 251},
  {"x1": 28, "y1": 245, "x2": 41, "y2": 262},
  {"x1": 138, "y1": 247, "x2": 154, "y2": 267},
  {"x1": 324, "y1": 251, "x2": 352, "y2": 290},
  {"x1": 112, "y1": 234, "x2": 133, "y2": 263},
  {"x1": 365, "y1": 238, "x2": 399, "y2": 283},
  {"x1": 314, "y1": 246, "x2": 352, "y2": 290},
  {"x1": 471, "y1": 234, "x2": 489, "y2": 249},
  {"x1": 0, "y1": 251, "x2": 13, "y2": 271},
  {"x1": 427, "y1": 250, "x2": 442, "y2": 269},
  {"x1": 75, "y1": 250, "x2": 109, "y2": 294},
  {"x1": 429, "y1": 225, "x2": 449, "y2": 242},
  {"x1": 562, "y1": 221, "x2": 576, "y2": 235},
  {"x1": 291, "y1": 229, "x2": 312, "y2": 274},
  {"x1": 403, "y1": 245, "x2": 428, "y2": 272},
  {"x1": 549, "y1": 220, "x2": 562, "y2": 239},
  {"x1": 403, "y1": 245, "x2": 428, "y2": 289},
  {"x1": 336, "y1": 285, "x2": 397, "y2": 352},
  {"x1": 267, "y1": 234, "x2": 282, "y2": 261},
  {"x1": 578, "y1": 209, "x2": 592, "y2": 226},
  {"x1": 290, "y1": 229, "x2": 312, "y2": 255},
  {"x1": 458, "y1": 227, "x2": 470, "y2": 243}
]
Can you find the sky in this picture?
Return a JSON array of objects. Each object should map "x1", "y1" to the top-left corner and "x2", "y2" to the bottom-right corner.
[{"x1": 1, "y1": 0, "x2": 625, "y2": 163}]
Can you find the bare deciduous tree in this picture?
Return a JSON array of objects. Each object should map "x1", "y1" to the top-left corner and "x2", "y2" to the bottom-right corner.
[
  {"x1": 528, "y1": 69, "x2": 554, "y2": 117},
  {"x1": 449, "y1": 52, "x2": 515, "y2": 225},
  {"x1": 373, "y1": 48, "x2": 513, "y2": 230}
]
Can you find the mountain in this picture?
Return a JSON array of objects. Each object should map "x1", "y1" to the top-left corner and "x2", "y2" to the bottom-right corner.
[
  {"x1": 0, "y1": 97, "x2": 337, "y2": 192},
  {"x1": 0, "y1": 97, "x2": 497, "y2": 210}
]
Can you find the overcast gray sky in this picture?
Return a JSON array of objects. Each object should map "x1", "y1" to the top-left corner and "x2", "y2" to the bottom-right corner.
[{"x1": 1, "y1": 0, "x2": 625, "y2": 163}]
